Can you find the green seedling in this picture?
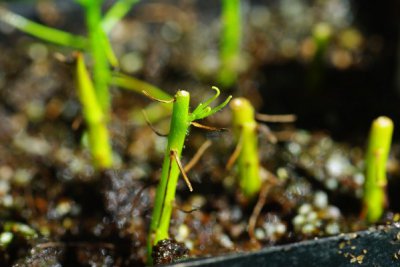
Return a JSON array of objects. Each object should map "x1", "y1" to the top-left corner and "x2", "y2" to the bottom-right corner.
[
  {"x1": 0, "y1": 0, "x2": 141, "y2": 112},
  {"x1": 148, "y1": 87, "x2": 231, "y2": 264},
  {"x1": 228, "y1": 97, "x2": 261, "y2": 198},
  {"x1": 312, "y1": 23, "x2": 332, "y2": 62},
  {"x1": 77, "y1": 0, "x2": 113, "y2": 113},
  {"x1": 227, "y1": 98, "x2": 296, "y2": 199},
  {"x1": 0, "y1": 1, "x2": 177, "y2": 168},
  {"x1": 219, "y1": 0, "x2": 241, "y2": 87},
  {"x1": 308, "y1": 22, "x2": 332, "y2": 90},
  {"x1": 0, "y1": 3, "x2": 113, "y2": 168},
  {"x1": 362, "y1": 116, "x2": 394, "y2": 223},
  {"x1": 76, "y1": 53, "x2": 112, "y2": 169},
  {"x1": 0, "y1": 0, "x2": 139, "y2": 48}
]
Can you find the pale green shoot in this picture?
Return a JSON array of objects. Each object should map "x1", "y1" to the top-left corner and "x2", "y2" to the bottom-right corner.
[{"x1": 76, "y1": 53, "x2": 112, "y2": 169}]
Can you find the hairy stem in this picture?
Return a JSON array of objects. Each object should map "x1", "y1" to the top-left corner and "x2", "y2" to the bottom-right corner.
[{"x1": 148, "y1": 91, "x2": 190, "y2": 261}]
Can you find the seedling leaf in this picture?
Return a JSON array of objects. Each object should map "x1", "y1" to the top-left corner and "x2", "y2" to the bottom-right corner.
[
  {"x1": 190, "y1": 87, "x2": 232, "y2": 121},
  {"x1": 102, "y1": 0, "x2": 140, "y2": 33},
  {"x1": 0, "y1": 7, "x2": 88, "y2": 49}
]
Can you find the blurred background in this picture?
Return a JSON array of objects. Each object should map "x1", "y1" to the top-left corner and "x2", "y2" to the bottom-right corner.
[{"x1": 0, "y1": 0, "x2": 399, "y2": 142}]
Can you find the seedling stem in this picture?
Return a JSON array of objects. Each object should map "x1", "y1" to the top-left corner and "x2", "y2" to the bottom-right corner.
[
  {"x1": 230, "y1": 97, "x2": 261, "y2": 198},
  {"x1": 148, "y1": 88, "x2": 231, "y2": 264},
  {"x1": 363, "y1": 116, "x2": 393, "y2": 223},
  {"x1": 219, "y1": 0, "x2": 241, "y2": 87},
  {"x1": 76, "y1": 53, "x2": 112, "y2": 169}
]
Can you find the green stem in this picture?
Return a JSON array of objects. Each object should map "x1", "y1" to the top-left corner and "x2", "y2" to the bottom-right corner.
[
  {"x1": 363, "y1": 116, "x2": 394, "y2": 223},
  {"x1": 147, "y1": 87, "x2": 231, "y2": 264},
  {"x1": 219, "y1": 0, "x2": 241, "y2": 87},
  {"x1": 0, "y1": 7, "x2": 87, "y2": 49},
  {"x1": 148, "y1": 91, "x2": 190, "y2": 262},
  {"x1": 230, "y1": 98, "x2": 261, "y2": 198},
  {"x1": 76, "y1": 53, "x2": 112, "y2": 169},
  {"x1": 82, "y1": 0, "x2": 111, "y2": 114}
]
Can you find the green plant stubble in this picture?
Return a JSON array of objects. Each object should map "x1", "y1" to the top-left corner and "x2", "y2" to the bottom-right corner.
[
  {"x1": 230, "y1": 97, "x2": 261, "y2": 198},
  {"x1": 363, "y1": 116, "x2": 394, "y2": 223}
]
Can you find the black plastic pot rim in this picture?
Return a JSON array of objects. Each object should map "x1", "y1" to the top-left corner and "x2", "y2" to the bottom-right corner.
[{"x1": 167, "y1": 223, "x2": 400, "y2": 267}]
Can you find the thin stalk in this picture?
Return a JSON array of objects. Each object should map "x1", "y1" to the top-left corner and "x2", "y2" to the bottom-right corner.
[
  {"x1": 0, "y1": 7, "x2": 87, "y2": 49},
  {"x1": 230, "y1": 97, "x2": 261, "y2": 198},
  {"x1": 110, "y1": 73, "x2": 172, "y2": 101},
  {"x1": 76, "y1": 53, "x2": 112, "y2": 169},
  {"x1": 102, "y1": 0, "x2": 140, "y2": 33},
  {"x1": 363, "y1": 116, "x2": 394, "y2": 223},
  {"x1": 219, "y1": 0, "x2": 241, "y2": 87},
  {"x1": 81, "y1": 0, "x2": 111, "y2": 114},
  {"x1": 148, "y1": 91, "x2": 191, "y2": 261}
]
